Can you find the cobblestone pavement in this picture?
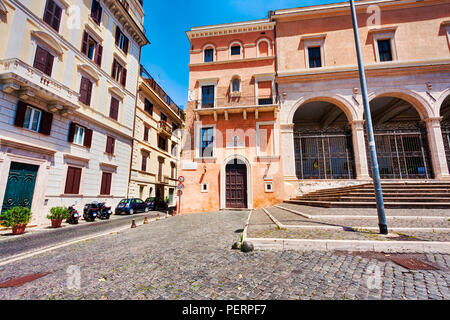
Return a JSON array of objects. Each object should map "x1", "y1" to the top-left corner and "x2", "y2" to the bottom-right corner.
[{"x1": 0, "y1": 210, "x2": 449, "y2": 300}]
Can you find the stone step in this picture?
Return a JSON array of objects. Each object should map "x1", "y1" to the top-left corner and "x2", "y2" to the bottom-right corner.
[
  {"x1": 299, "y1": 193, "x2": 450, "y2": 199},
  {"x1": 285, "y1": 199, "x2": 450, "y2": 209}
]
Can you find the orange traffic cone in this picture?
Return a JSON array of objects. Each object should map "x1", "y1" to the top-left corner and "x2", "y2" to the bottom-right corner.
[
  {"x1": 143, "y1": 216, "x2": 148, "y2": 224},
  {"x1": 156, "y1": 213, "x2": 160, "y2": 221}
]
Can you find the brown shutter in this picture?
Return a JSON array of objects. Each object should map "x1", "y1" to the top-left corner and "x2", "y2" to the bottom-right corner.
[
  {"x1": 81, "y1": 31, "x2": 89, "y2": 55},
  {"x1": 33, "y1": 46, "x2": 47, "y2": 73},
  {"x1": 45, "y1": 52, "x2": 54, "y2": 77},
  {"x1": 106, "y1": 136, "x2": 115, "y2": 154},
  {"x1": 64, "y1": 166, "x2": 74, "y2": 194},
  {"x1": 100, "y1": 172, "x2": 112, "y2": 195},
  {"x1": 52, "y1": 5, "x2": 62, "y2": 31},
  {"x1": 84, "y1": 128, "x2": 93, "y2": 148},
  {"x1": 141, "y1": 154, "x2": 147, "y2": 172},
  {"x1": 86, "y1": 79, "x2": 93, "y2": 106},
  {"x1": 14, "y1": 101, "x2": 27, "y2": 127},
  {"x1": 79, "y1": 77, "x2": 87, "y2": 104},
  {"x1": 95, "y1": 44, "x2": 103, "y2": 67},
  {"x1": 121, "y1": 68, "x2": 127, "y2": 87},
  {"x1": 111, "y1": 59, "x2": 117, "y2": 79},
  {"x1": 43, "y1": 0, "x2": 54, "y2": 25},
  {"x1": 110, "y1": 138, "x2": 115, "y2": 154},
  {"x1": 68, "y1": 122, "x2": 76, "y2": 142},
  {"x1": 109, "y1": 97, "x2": 119, "y2": 120},
  {"x1": 65, "y1": 167, "x2": 82, "y2": 194},
  {"x1": 72, "y1": 167, "x2": 82, "y2": 194},
  {"x1": 123, "y1": 37, "x2": 129, "y2": 55},
  {"x1": 144, "y1": 126, "x2": 148, "y2": 141},
  {"x1": 39, "y1": 110, "x2": 53, "y2": 135}
]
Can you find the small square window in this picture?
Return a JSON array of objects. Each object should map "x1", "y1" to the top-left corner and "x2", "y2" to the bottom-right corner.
[
  {"x1": 264, "y1": 182, "x2": 273, "y2": 193},
  {"x1": 201, "y1": 183, "x2": 209, "y2": 193},
  {"x1": 231, "y1": 45, "x2": 241, "y2": 56},
  {"x1": 377, "y1": 39, "x2": 393, "y2": 62},
  {"x1": 308, "y1": 47, "x2": 321, "y2": 68},
  {"x1": 204, "y1": 49, "x2": 214, "y2": 62}
]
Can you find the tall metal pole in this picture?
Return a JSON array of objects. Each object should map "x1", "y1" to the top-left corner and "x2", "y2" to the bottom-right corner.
[{"x1": 349, "y1": 0, "x2": 388, "y2": 234}]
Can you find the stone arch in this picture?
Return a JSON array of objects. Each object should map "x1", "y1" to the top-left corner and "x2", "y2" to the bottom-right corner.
[
  {"x1": 285, "y1": 94, "x2": 358, "y2": 125},
  {"x1": 437, "y1": 88, "x2": 450, "y2": 116},
  {"x1": 220, "y1": 154, "x2": 252, "y2": 210},
  {"x1": 368, "y1": 88, "x2": 434, "y2": 120}
]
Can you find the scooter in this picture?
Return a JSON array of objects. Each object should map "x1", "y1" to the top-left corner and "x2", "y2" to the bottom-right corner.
[
  {"x1": 83, "y1": 202, "x2": 98, "y2": 222},
  {"x1": 66, "y1": 205, "x2": 79, "y2": 224},
  {"x1": 96, "y1": 202, "x2": 112, "y2": 220}
]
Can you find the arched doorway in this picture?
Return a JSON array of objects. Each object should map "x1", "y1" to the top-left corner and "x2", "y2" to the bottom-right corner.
[
  {"x1": 293, "y1": 101, "x2": 356, "y2": 179},
  {"x1": 440, "y1": 95, "x2": 450, "y2": 169},
  {"x1": 367, "y1": 96, "x2": 433, "y2": 179},
  {"x1": 220, "y1": 155, "x2": 252, "y2": 209}
]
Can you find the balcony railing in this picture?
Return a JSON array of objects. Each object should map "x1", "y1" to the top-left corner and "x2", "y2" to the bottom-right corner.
[
  {"x1": 158, "y1": 120, "x2": 173, "y2": 136},
  {"x1": 140, "y1": 66, "x2": 185, "y2": 121},
  {"x1": 0, "y1": 58, "x2": 79, "y2": 108},
  {"x1": 195, "y1": 94, "x2": 278, "y2": 109}
]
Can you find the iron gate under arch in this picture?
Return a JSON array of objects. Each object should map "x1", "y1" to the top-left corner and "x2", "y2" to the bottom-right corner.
[
  {"x1": 294, "y1": 131, "x2": 356, "y2": 179},
  {"x1": 366, "y1": 127, "x2": 433, "y2": 179}
]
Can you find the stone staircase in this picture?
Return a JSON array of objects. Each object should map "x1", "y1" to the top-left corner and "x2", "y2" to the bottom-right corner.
[{"x1": 286, "y1": 182, "x2": 450, "y2": 208}]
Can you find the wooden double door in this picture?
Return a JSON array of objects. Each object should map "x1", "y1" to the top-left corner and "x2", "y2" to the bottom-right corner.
[
  {"x1": 225, "y1": 163, "x2": 247, "y2": 209},
  {"x1": 2, "y1": 162, "x2": 39, "y2": 213}
]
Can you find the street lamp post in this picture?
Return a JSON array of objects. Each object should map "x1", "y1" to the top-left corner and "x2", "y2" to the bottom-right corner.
[{"x1": 349, "y1": 0, "x2": 388, "y2": 234}]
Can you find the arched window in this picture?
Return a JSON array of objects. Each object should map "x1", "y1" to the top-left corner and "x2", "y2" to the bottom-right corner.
[
  {"x1": 203, "y1": 44, "x2": 215, "y2": 63},
  {"x1": 257, "y1": 38, "x2": 271, "y2": 57},
  {"x1": 232, "y1": 78, "x2": 240, "y2": 93}
]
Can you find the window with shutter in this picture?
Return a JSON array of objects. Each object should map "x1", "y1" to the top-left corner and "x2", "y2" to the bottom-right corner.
[
  {"x1": 100, "y1": 172, "x2": 112, "y2": 195},
  {"x1": 79, "y1": 76, "x2": 93, "y2": 105},
  {"x1": 115, "y1": 26, "x2": 129, "y2": 54},
  {"x1": 81, "y1": 31, "x2": 102, "y2": 67},
  {"x1": 105, "y1": 136, "x2": 115, "y2": 155},
  {"x1": 64, "y1": 166, "x2": 82, "y2": 194},
  {"x1": 143, "y1": 126, "x2": 149, "y2": 141},
  {"x1": 43, "y1": 0, "x2": 62, "y2": 32},
  {"x1": 90, "y1": 0, "x2": 103, "y2": 25},
  {"x1": 112, "y1": 58, "x2": 126, "y2": 84},
  {"x1": 121, "y1": 68, "x2": 127, "y2": 87},
  {"x1": 109, "y1": 97, "x2": 119, "y2": 120},
  {"x1": 141, "y1": 154, "x2": 147, "y2": 171},
  {"x1": 144, "y1": 99, "x2": 153, "y2": 115},
  {"x1": 33, "y1": 46, "x2": 54, "y2": 77}
]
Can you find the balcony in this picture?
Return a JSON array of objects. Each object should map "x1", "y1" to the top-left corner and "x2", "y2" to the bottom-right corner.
[
  {"x1": 158, "y1": 120, "x2": 173, "y2": 136},
  {"x1": 0, "y1": 58, "x2": 79, "y2": 113},
  {"x1": 193, "y1": 95, "x2": 279, "y2": 121}
]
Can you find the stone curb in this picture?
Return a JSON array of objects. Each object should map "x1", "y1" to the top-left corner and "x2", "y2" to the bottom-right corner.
[{"x1": 243, "y1": 237, "x2": 450, "y2": 254}]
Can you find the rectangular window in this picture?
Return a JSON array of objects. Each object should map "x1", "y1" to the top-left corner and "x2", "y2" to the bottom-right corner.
[
  {"x1": 109, "y1": 97, "x2": 119, "y2": 120},
  {"x1": 158, "y1": 161, "x2": 163, "y2": 182},
  {"x1": 144, "y1": 99, "x2": 153, "y2": 115},
  {"x1": 100, "y1": 172, "x2": 112, "y2": 195},
  {"x1": 158, "y1": 136, "x2": 167, "y2": 151},
  {"x1": 204, "y1": 49, "x2": 213, "y2": 62},
  {"x1": 231, "y1": 45, "x2": 241, "y2": 56},
  {"x1": 160, "y1": 113, "x2": 167, "y2": 122},
  {"x1": 171, "y1": 143, "x2": 177, "y2": 157},
  {"x1": 73, "y1": 125, "x2": 85, "y2": 146},
  {"x1": 105, "y1": 136, "x2": 115, "y2": 155},
  {"x1": 81, "y1": 31, "x2": 102, "y2": 66},
  {"x1": 308, "y1": 47, "x2": 321, "y2": 68},
  {"x1": 79, "y1": 76, "x2": 93, "y2": 106},
  {"x1": 33, "y1": 46, "x2": 54, "y2": 77},
  {"x1": 141, "y1": 154, "x2": 147, "y2": 171},
  {"x1": 23, "y1": 106, "x2": 42, "y2": 132},
  {"x1": 43, "y1": 0, "x2": 62, "y2": 32},
  {"x1": 201, "y1": 85, "x2": 214, "y2": 108},
  {"x1": 115, "y1": 26, "x2": 129, "y2": 54},
  {"x1": 377, "y1": 39, "x2": 393, "y2": 62},
  {"x1": 90, "y1": 0, "x2": 103, "y2": 25},
  {"x1": 112, "y1": 58, "x2": 127, "y2": 86},
  {"x1": 64, "y1": 166, "x2": 82, "y2": 195},
  {"x1": 143, "y1": 126, "x2": 149, "y2": 141},
  {"x1": 201, "y1": 127, "x2": 214, "y2": 158}
]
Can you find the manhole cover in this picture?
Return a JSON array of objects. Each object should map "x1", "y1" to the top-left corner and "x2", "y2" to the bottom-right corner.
[
  {"x1": 0, "y1": 273, "x2": 51, "y2": 288},
  {"x1": 389, "y1": 257, "x2": 438, "y2": 270}
]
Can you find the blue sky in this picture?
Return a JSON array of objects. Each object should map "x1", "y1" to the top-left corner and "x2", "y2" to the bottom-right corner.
[{"x1": 140, "y1": 0, "x2": 340, "y2": 110}]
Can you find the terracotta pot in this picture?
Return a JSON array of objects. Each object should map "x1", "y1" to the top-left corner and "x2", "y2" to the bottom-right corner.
[
  {"x1": 51, "y1": 219, "x2": 63, "y2": 228},
  {"x1": 12, "y1": 224, "x2": 27, "y2": 235}
]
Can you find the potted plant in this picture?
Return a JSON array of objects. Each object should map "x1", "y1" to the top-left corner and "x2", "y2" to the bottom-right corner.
[
  {"x1": 47, "y1": 206, "x2": 70, "y2": 228},
  {"x1": 0, "y1": 206, "x2": 32, "y2": 235}
]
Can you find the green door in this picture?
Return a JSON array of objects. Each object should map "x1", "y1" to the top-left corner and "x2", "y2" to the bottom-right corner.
[{"x1": 2, "y1": 162, "x2": 39, "y2": 213}]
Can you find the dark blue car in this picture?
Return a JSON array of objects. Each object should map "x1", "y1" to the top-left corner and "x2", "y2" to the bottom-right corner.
[{"x1": 115, "y1": 198, "x2": 149, "y2": 215}]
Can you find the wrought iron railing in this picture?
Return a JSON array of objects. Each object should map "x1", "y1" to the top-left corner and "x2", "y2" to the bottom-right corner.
[
  {"x1": 195, "y1": 94, "x2": 278, "y2": 109},
  {"x1": 158, "y1": 120, "x2": 173, "y2": 135},
  {"x1": 140, "y1": 66, "x2": 185, "y2": 121}
]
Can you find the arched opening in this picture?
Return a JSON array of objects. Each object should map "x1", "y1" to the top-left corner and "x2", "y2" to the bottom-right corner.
[
  {"x1": 367, "y1": 96, "x2": 433, "y2": 179},
  {"x1": 440, "y1": 94, "x2": 450, "y2": 170},
  {"x1": 293, "y1": 101, "x2": 355, "y2": 179},
  {"x1": 225, "y1": 158, "x2": 248, "y2": 208}
]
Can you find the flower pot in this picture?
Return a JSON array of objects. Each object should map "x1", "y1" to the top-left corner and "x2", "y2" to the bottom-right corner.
[
  {"x1": 51, "y1": 219, "x2": 63, "y2": 228},
  {"x1": 12, "y1": 224, "x2": 27, "y2": 235}
]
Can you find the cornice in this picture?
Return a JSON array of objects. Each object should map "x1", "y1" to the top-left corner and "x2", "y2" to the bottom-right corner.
[
  {"x1": 189, "y1": 56, "x2": 275, "y2": 68},
  {"x1": 187, "y1": 20, "x2": 275, "y2": 41}
]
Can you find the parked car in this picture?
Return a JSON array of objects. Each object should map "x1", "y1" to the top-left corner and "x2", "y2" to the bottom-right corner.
[
  {"x1": 115, "y1": 198, "x2": 149, "y2": 215},
  {"x1": 145, "y1": 197, "x2": 168, "y2": 211}
]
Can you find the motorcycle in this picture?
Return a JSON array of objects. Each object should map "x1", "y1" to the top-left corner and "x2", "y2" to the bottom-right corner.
[
  {"x1": 96, "y1": 202, "x2": 112, "y2": 220},
  {"x1": 83, "y1": 202, "x2": 99, "y2": 222},
  {"x1": 66, "y1": 205, "x2": 80, "y2": 224}
]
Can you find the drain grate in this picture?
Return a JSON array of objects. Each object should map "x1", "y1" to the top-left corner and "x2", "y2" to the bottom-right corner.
[
  {"x1": 389, "y1": 257, "x2": 438, "y2": 270},
  {"x1": 0, "y1": 273, "x2": 51, "y2": 288}
]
